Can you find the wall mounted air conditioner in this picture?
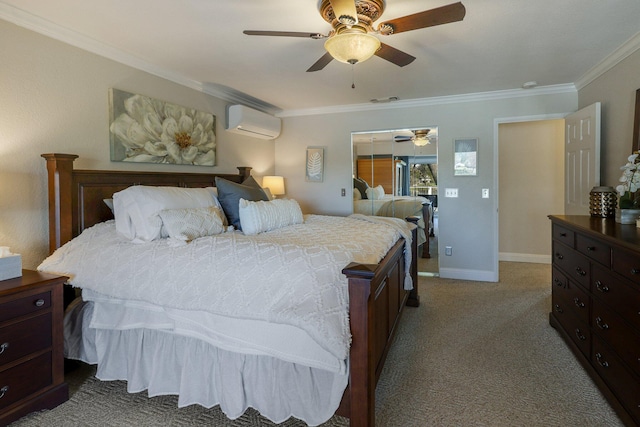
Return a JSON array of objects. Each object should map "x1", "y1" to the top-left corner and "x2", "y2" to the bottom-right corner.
[{"x1": 225, "y1": 105, "x2": 281, "y2": 140}]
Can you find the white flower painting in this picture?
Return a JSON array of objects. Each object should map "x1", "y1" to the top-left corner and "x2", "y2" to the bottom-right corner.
[
  {"x1": 306, "y1": 147, "x2": 324, "y2": 182},
  {"x1": 109, "y1": 88, "x2": 216, "y2": 166}
]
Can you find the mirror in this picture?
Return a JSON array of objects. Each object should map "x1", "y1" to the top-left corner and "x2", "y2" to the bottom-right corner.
[{"x1": 351, "y1": 127, "x2": 438, "y2": 274}]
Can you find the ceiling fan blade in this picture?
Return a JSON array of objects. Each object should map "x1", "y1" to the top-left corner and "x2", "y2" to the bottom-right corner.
[
  {"x1": 375, "y1": 43, "x2": 416, "y2": 67},
  {"x1": 243, "y1": 30, "x2": 327, "y2": 39},
  {"x1": 329, "y1": 0, "x2": 358, "y2": 25},
  {"x1": 377, "y1": 2, "x2": 466, "y2": 35},
  {"x1": 307, "y1": 52, "x2": 334, "y2": 72}
]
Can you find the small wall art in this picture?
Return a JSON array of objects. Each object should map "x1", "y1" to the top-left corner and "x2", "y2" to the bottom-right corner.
[
  {"x1": 109, "y1": 88, "x2": 216, "y2": 166},
  {"x1": 306, "y1": 147, "x2": 324, "y2": 182},
  {"x1": 454, "y1": 138, "x2": 478, "y2": 176}
]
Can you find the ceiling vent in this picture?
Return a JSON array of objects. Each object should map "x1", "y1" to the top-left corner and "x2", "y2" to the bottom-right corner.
[{"x1": 225, "y1": 105, "x2": 281, "y2": 140}]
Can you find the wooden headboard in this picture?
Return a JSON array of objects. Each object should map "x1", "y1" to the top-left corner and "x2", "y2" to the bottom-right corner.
[{"x1": 42, "y1": 153, "x2": 252, "y2": 254}]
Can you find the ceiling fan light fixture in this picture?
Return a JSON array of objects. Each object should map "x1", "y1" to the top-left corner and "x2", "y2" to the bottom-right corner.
[
  {"x1": 413, "y1": 137, "x2": 430, "y2": 147},
  {"x1": 324, "y1": 31, "x2": 381, "y2": 64}
]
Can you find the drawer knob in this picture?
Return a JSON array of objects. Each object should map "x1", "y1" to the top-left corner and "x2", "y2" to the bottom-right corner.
[
  {"x1": 0, "y1": 385, "x2": 7, "y2": 399},
  {"x1": 595, "y1": 281, "x2": 609, "y2": 293},
  {"x1": 595, "y1": 317, "x2": 609, "y2": 330},
  {"x1": 632, "y1": 268, "x2": 640, "y2": 275},
  {"x1": 554, "y1": 304, "x2": 563, "y2": 314},
  {"x1": 34, "y1": 298, "x2": 45, "y2": 307},
  {"x1": 595, "y1": 352, "x2": 609, "y2": 368},
  {"x1": 555, "y1": 252, "x2": 564, "y2": 260},
  {"x1": 560, "y1": 232, "x2": 567, "y2": 237},
  {"x1": 573, "y1": 297, "x2": 585, "y2": 308},
  {"x1": 554, "y1": 278, "x2": 563, "y2": 287},
  {"x1": 586, "y1": 246, "x2": 595, "y2": 252},
  {"x1": 575, "y1": 267, "x2": 586, "y2": 277},
  {"x1": 0, "y1": 342, "x2": 8, "y2": 355},
  {"x1": 575, "y1": 328, "x2": 586, "y2": 341}
]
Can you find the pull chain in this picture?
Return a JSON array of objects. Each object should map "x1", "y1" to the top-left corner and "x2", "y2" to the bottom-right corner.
[{"x1": 349, "y1": 60, "x2": 357, "y2": 89}]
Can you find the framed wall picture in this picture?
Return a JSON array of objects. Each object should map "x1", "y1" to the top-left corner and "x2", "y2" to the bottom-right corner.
[
  {"x1": 454, "y1": 138, "x2": 478, "y2": 176},
  {"x1": 306, "y1": 147, "x2": 324, "y2": 182},
  {"x1": 109, "y1": 88, "x2": 216, "y2": 166},
  {"x1": 633, "y1": 88, "x2": 640, "y2": 152}
]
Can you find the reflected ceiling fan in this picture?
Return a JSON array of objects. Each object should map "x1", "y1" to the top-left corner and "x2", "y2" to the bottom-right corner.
[
  {"x1": 394, "y1": 129, "x2": 435, "y2": 146},
  {"x1": 243, "y1": 1, "x2": 465, "y2": 72}
]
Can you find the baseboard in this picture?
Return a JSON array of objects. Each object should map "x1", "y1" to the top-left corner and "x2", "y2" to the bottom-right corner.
[
  {"x1": 439, "y1": 268, "x2": 498, "y2": 282},
  {"x1": 499, "y1": 252, "x2": 551, "y2": 264}
]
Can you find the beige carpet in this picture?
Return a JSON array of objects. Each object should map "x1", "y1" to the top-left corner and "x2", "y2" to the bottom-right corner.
[{"x1": 11, "y1": 262, "x2": 623, "y2": 426}]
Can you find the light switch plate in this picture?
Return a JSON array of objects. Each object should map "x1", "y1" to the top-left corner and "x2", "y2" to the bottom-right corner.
[
  {"x1": 444, "y1": 188, "x2": 458, "y2": 198},
  {"x1": 482, "y1": 188, "x2": 489, "y2": 198}
]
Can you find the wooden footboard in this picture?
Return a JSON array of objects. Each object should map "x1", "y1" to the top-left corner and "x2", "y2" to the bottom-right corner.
[{"x1": 42, "y1": 153, "x2": 418, "y2": 427}]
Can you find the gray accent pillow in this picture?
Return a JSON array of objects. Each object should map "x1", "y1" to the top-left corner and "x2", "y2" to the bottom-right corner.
[
  {"x1": 215, "y1": 177, "x2": 269, "y2": 230},
  {"x1": 354, "y1": 177, "x2": 369, "y2": 200}
]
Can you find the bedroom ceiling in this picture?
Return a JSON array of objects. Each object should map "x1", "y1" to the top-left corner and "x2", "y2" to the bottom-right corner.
[{"x1": 1, "y1": 0, "x2": 640, "y2": 113}]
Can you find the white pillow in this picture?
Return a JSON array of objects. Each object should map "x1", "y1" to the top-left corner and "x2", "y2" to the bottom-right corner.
[
  {"x1": 158, "y1": 206, "x2": 225, "y2": 242},
  {"x1": 353, "y1": 187, "x2": 362, "y2": 200},
  {"x1": 113, "y1": 186, "x2": 221, "y2": 242},
  {"x1": 238, "y1": 198, "x2": 304, "y2": 235},
  {"x1": 365, "y1": 185, "x2": 385, "y2": 200}
]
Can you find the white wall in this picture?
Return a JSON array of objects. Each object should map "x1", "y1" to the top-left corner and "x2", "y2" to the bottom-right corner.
[
  {"x1": 276, "y1": 92, "x2": 577, "y2": 281},
  {"x1": 0, "y1": 20, "x2": 276, "y2": 269}
]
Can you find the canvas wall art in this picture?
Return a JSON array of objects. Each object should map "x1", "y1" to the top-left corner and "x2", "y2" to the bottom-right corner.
[
  {"x1": 306, "y1": 147, "x2": 324, "y2": 182},
  {"x1": 109, "y1": 88, "x2": 216, "y2": 166}
]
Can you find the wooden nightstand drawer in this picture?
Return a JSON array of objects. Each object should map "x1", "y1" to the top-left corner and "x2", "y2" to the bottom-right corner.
[
  {"x1": 552, "y1": 224, "x2": 575, "y2": 247},
  {"x1": 592, "y1": 299, "x2": 640, "y2": 377},
  {"x1": 592, "y1": 264, "x2": 640, "y2": 332},
  {"x1": 0, "y1": 291, "x2": 51, "y2": 324},
  {"x1": 0, "y1": 314, "x2": 52, "y2": 366},
  {"x1": 0, "y1": 352, "x2": 52, "y2": 411}
]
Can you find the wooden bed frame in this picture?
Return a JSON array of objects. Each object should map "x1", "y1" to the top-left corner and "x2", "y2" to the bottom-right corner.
[{"x1": 42, "y1": 153, "x2": 419, "y2": 427}]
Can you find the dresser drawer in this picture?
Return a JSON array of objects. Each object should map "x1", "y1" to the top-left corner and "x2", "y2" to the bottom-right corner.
[
  {"x1": 592, "y1": 335, "x2": 640, "y2": 425},
  {"x1": 0, "y1": 352, "x2": 52, "y2": 411},
  {"x1": 552, "y1": 223, "x2": 575, "y2": 247},
  {"x1": 612, "y1": 246, "x2": 640, "y2": 286},
  {"x1": 0, "y1": 291, "x2": 51, "y2": 324},
  {"x1": 576, "y1": 234, "x2": 611, "y2": 268},
  {"x1": 591, "y1": 299, "x2": 640, "y2": 377},
  {"x1": 592, "y1": 264, "x2": 640, "y2": 332},
  {"x1": 551, "y1": 295, "x2": 590, "y2": 358},
  {"x1": 552, "y1": 267, "x2": 589, "y2": 325},
  {"x1": 552, "y1": 241, "x2": 590, "y2": 290},
  {"x1": 0, "y1": 313, "x2": 52, "y2": 367}
]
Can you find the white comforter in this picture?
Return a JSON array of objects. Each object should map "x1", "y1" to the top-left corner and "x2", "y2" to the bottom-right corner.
[{"x1": 39, "y1": 214, "x2": 410, "y2": 365}]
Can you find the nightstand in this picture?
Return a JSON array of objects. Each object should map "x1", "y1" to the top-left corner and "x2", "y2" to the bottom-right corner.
[{"x1": 0, "y1": 270, "x2": 69, "y2": 425}]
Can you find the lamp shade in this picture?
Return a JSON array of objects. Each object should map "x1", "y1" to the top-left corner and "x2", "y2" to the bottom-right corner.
[
  {"x1": 262, "y1": 176, "x2": 285, "y2": 196},
  {"x1": 324, "y1": 32, "x2": 381, "y2": 64}
]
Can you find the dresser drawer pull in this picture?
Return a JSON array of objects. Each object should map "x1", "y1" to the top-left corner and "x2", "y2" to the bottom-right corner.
[
  {"x1": 0, "y1": 342, "x2": 8, "y2": 355},
  {"x1": 559, "y1": 232, "x2": 567, "y2": 237},
  {"x1": 586, "y1": 246, "x2": 595, "y2": 252},
  {"x1": 0, "y1": 386, "x2": 7, "y2": 399},
  {"x1": 595, "y1": 317, "x2": 609, "y2": 330},
  {"x1": 34, "y1": 298, "x2": 45, "y2": 307},
  {"x1": 595, "y1": 281, "x2": 609, "y2": 293},
  {"x1": 554, "y1": 304, "x2": 563, "y2": 314},
  {"x1": 595, "y1": 352, "x2": 609, "y2": 368},
  {"x1": 553, "y1": 278, "x2": 563, "y2": 287},
  {"x1": 575, "y1": 267, "x2": 586, "y2": 277},
  {"x1": 573, "y1": 297, "x2": 585, "y2": 308},
  {"x1": 632, "y1": 268, "x2": 640, "y2": 275},
  {"x1": 554, "y1": 252, "x2": 564, "y2": 260},
  {"x1": 575, "y1": 328, "x2": 586, "y2": 341}
]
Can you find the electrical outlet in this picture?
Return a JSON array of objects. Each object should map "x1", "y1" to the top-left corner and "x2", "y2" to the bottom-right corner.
[
  {"x1": 445, "y1": 246, "x2": 452, "y2": 256},
  {"x1": 444, "y1": 188, "x2": 458, "y2": 198},
  {"x1": 482, "y1": 188, "x2": 489, "y2": 198},
  {"x1": 341, "y1": 188, "x2": 346, "y2": 197}
]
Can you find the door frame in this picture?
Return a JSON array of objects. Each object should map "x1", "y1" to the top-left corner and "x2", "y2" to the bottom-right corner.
[{"x1": 493, "y1": 112, "x2": 570, "y2": 278}]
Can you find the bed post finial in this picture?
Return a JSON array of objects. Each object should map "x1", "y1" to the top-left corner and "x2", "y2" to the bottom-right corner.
[{"x1": 41, "y1": 153, "x2": 78, "y2": 253}]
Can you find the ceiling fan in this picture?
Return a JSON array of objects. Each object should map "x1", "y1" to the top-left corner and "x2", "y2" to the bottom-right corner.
[
  {"x1": 244, "y1": 1, "x2": 466, "y2": 72},
  {"x1": 394, "y1": 129, "x2": 435, "y2": 146}
]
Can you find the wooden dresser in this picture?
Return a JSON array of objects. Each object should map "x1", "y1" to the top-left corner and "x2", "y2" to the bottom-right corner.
[
  {"x1": 549, "y1": 215, "x2": 640, "y2": 426},
  {"x1": 0, "y1": 270, "x2": 68, "y2": 425}
]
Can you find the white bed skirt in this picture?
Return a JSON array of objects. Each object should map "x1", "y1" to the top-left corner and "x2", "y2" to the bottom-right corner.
[{"x1": 65, "y1": 300, "x2": 348, "y2": 426}]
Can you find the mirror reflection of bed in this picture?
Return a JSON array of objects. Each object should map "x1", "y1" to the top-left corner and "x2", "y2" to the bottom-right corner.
[{"x1": 352, "y1": 128, "x2": 439, "y2": 275}]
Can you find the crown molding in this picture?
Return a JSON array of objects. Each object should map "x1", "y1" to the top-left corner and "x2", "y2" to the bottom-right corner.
[
  {"x1": 277, "y1": 84, "x2": 577, "y2": 118},
  {"x1": 575, "y1": 31, "x2": 640, "y2": 91}
]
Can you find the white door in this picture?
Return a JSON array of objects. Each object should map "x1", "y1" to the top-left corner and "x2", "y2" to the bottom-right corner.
[{"x1": 565, "y1": 103, "x2": 601, "y2": 215}]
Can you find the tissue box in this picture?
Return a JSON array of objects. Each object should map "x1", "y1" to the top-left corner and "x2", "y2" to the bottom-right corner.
[{"x1": 0, "y1": 254, "x2": 22, "y2": 281}]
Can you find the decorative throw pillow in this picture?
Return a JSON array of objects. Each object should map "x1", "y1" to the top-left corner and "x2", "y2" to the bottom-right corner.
[
  {"x1": 365, "y1": 185, "x2": 385, "y2": 200},
  {"x1": 238, "y1": 198, "x2": 304, "y2": 235},
  {"x1": 353, "y1": 187, "x2": 362, "y2": 200},
  {"x1": 215, "y1": 177, "x2": 269, "y2": 230},
  {"x1": 113, "y1": 186, "x2": 219, "y2": 242},
  {"x1": 158, "y1": 206, "x2": 225, "y2": 242},
  {"x1": 353, "y1": 177, "x2": 369, "y2": 200}
]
